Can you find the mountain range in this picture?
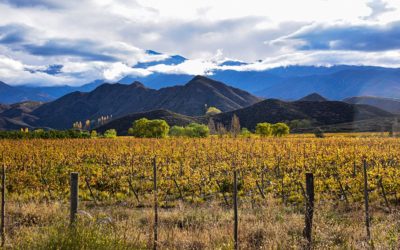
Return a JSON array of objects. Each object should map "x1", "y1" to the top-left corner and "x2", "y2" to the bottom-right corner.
[
  {"x1": 15, "y1": 76, "x2": 259, "y2": 129},
  {"x1": 1, "y1": 50, "x2": 400, "y2": 104},
  {"x1": 0, "y1": 75, "x2": 397, "y2": 132}
]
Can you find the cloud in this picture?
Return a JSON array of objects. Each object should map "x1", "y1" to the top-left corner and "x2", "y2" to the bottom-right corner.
[
  {"x1": 0, "y1": 0, "x2": 400, "y2": 86},
  {"x1": 273, "y1": 21, "x2": 400, "y2": 52},
  {"x1": 0, "y1": 0, "x2": 62, "y2": 9},
  {"x1": 0, "y1": 56, "x2": 77, "y2": 85},
  {"x1": 147, "y1": 59, "x2": 216, "y2": 75},
  {"x1": 0, "y1": 24, "x2": 29, "y2": 44},
  {"x1": 103, "y1": 62, "x2": 150, "y2": 81},
  {"x1": 363, "y1": 0, "x2": 395, "y2": 20},
  {"x1": 23, "y1": 40, "x2": 119, "y2": 62}
]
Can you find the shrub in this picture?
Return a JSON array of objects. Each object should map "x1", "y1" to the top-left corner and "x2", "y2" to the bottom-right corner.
[
  {"x1": 255, "y1": 123, "x2": 272, "y2": 137},
  {"x1": 103, "y1": 129, "x2": 117, "y2": 138},
  {"x1": 0, "y1": 129, "x2": 91, "y2": 139},
  {"x1": 271, "y1": 123, "x2": 290, "y2": 137}
]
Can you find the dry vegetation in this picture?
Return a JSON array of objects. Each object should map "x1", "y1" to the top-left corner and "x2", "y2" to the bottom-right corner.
[{"x1": 0, "y1": 135, "x2": 400, "y2": 249}]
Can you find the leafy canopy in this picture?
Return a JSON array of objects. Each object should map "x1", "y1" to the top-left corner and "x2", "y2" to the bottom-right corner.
[
  {"x1": 169, "y1": 123, "x2": 209, "y2": 138},
  {"x1": 255, "y1": 122, "x2": 272, "y2": 137},
  {"x1": 129, "y1": 118, "x2": 170, "y2": 138}
]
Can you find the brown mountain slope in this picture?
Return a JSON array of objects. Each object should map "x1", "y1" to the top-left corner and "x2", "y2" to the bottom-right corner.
[
  {"x1": 210, "y1": 99, "x2": 393, "y2": 130},
  {"x1": 95, "y1": 99, "x2": 393, "y2": 134},
  {"x1": 32, "y1": 76, "x2": 261, "y2": 129}
]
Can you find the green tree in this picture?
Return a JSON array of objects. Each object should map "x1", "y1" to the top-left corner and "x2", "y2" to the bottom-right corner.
[
  {"x1": 240, "y1": 128, "x2": 252, "y2": 138},
  {"x1": 271, "y1": 123, "x2": 290, "y2": 137},
  {"x1": 104, "y1": 129, "x2": 117, "y2": 138},
  {"x1": 255, "y1": 122, "x2": 272, "y2": 137},
  {"x1": 130, "y1": 118, "x2": 170, "y2": 138},
  {"x1": 185, "y1": 123, "x2": 209, "y2": 138},
  {"x1": 206, "y1": 106, "x2": 222, "y2": 116},
  {"x1": 90, "y1": 130, "x2": 97, "y2": 138},
  {"x1": 169, "y1": 126, "x2": 186, "y2": 137}
]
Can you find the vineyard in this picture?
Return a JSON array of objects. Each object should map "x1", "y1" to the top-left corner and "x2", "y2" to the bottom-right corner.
[{"x1": 1, "y1": 136, "x2": 400, "y2": 249}]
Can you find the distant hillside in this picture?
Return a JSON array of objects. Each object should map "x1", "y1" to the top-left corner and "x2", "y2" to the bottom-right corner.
[
  {"x1": 300, "y1": 117, "x2": 400, "y2": 133},
  {"x1": 0, "y1": 81, "x2": 53, "y2": 104},
  {"x1": 298, "y1": 93, "x2": 328, "y2": 102},
  {"x1": 3, "y1": 65, "x2": 400, "y2": 103},
  {"x1": 256, "y1": 67, "x2": 400, "y2": 100},
  {"x1": 0, "y1": 101, "x2": 43, "y2": 130},
  {"x1": 32, "y1": 76, "x2": 261, "y2": 129},
  {"x1": 96, "y1": 110, "x2": 204, "y2": 135},
  {"x1": 97, "y1": 98, "x2": 394, "y2": 135},
  {"x1": 211, "y1": 99, "x2": 393, "y2": 130},
  {"x1": 344, "y1": 96, "x2": 400, "y2": 114}
]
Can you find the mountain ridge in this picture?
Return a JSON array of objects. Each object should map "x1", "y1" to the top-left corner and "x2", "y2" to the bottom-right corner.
[{"x1": 31, "y1": 76, "x2": 261, "y2": 129}]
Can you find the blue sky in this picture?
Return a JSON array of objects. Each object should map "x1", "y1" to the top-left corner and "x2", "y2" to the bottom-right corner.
[{"x1": 0, "y1": 0, "x2": 399, "y2": 86}]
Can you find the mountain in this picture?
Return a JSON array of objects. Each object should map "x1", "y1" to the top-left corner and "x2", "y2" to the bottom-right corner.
[
  {"x1": 344, "y1": 96, "x2": 400, "y2": 114},
  {"x1": 210, "y1": 99, "x2": 393, "y2": 130},
  {"x1": 94, "y1": 98, "x2": 393, "y2": 134},
  {"x1": 0, "y1": 101, "x2": 43, "y2": 130},
  {"x1": 256, "y1": 67, "x2": 400, "y2": 100},
  {"x1": 3, "y1": 61, "x2": 400, "y2": 104},
  {"x1": 31, "y1": 76, "x2": 261, "y2": 129},
  {"x1": 0, "y1": 81, "x2": 53, "y2": 104},
  {"x1": 298, "y1": 93, "x2": 328, "y2": 102},
  {"x1": 96, "y1": 109, "x2": 204, "y2": 135}
]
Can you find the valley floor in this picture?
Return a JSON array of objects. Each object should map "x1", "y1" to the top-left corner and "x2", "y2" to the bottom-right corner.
[
  {"x1": 0, "y1": 135, "x2": 400, "y2": 248},
  {"x1": 6, "y1": 199, "x2": 400, "y2": 249}
]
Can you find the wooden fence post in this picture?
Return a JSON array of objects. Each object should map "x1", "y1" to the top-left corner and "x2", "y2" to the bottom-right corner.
[
  {"x1": 233, "y1": 170, "x2": 238, "y2": 250},
  {"x1": 363, "y1": 160, "x2": 371, "y2": 242},
  {"x1": 70, "y1": 172, "x2": 79, "y2": 225},
  {"x1": 1, "y1": 163, "x2": 5, "y2": 247},
  {"x1": 153, "y1": 157, "x2": 158, "y2": 250},
  {"x1": 378, "y1": 176, "x2": 391, "y2": 213},
  {"x1": 304, "y1": 173, "x2": 314, "y2": 249}
]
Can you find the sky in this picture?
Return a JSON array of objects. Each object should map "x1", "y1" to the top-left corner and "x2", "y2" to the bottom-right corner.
[{"x1": 0, "y1": 0, "x2": 400, "y2": 86}]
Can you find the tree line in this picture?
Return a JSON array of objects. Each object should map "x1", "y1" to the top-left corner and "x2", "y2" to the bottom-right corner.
[{"x1": 125, "y1": 115, "x2": 290, "y2": 138}]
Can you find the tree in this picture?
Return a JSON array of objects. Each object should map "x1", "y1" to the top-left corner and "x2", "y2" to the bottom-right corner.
[
  {"x1": 216, "y1": 123, "x2": 227, "y2": 138},
  {"x1": 271, "y1": 123, "x2": 290, "y2": 137},
  {"x1": 240, "y1": 128, "x2": 251, "y2": 138},
  {"x1": 185, "y1": 123, "x2": 209, "y2": 138},
  {"x1": 169, "y1": 126, "x2": 186, "y2": 137},
  {"x1": 104, "y1": 129, "x2": 117, "y2": 138},
  {"x1": 90, "y1": 130, "x2": 97, "y2": 138},
  {"x1": 130, "y1": 118, "x2": 170, "y2": 138},
  {"x1": 208, "y1": 118, "x2": 216, "y2": 135},
  {"x1": 230, "y1": 114, "x2": 241, "y2": 137},
  {"x1": 206, "y1": 106, "x2": 222, "y2": 116},
  {"x1": 85, "y1": 120, "x2": 91, "y2": 130},
  {"x1": 255, "y1": 122, "x2": 272, "y2": 137}
]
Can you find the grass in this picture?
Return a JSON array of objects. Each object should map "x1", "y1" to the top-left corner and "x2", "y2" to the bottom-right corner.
[{"x1": 3, "y1": 197, "x2": 400, "y2": 249}]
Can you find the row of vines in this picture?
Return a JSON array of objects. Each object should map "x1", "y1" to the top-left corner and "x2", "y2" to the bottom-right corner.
[{"x1": 1, "y1": 137, "x2": 400, "y2": 207}]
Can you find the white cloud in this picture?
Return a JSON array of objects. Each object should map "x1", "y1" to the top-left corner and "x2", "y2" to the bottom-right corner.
[
  {"x1": 0, "y1": 0, "x2": 399, "y2": 86},
  {"x1": 103, "y1": 62, "x2": 150, "y2": 81},
  {"x1": 147, "y1": 59, "x2": 216, "y2": 75},
  {"x1": 0, "y1": 56, "x2": 76, "y2": 85}
]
